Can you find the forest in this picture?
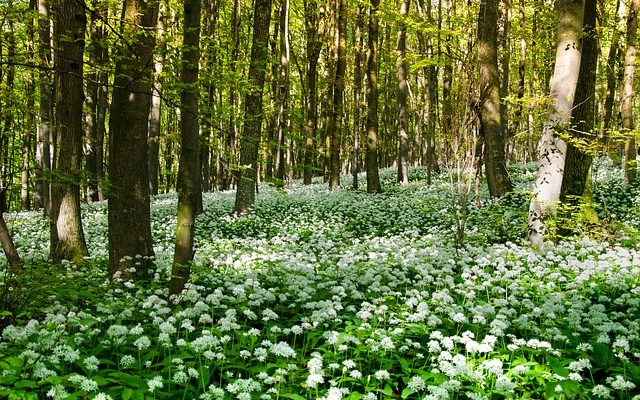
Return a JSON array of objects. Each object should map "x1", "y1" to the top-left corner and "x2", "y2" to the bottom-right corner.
[{"x1": 1, "y1": 0, "x2": 640, "y2": 398}]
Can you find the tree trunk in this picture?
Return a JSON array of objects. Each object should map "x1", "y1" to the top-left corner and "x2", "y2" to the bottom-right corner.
[
  {"x1": 84, "y1": 6, "x2": 105, "y2": 202},
  {"x1": 396, "y1": 0, "x2": 411, "y2": 185},
  {"x1": 302, "y1": 1, "x2": 323, "y2": 185},
  {"x1": 528, "y1": 0, "x2": 585, "y2": 247},
  {"x1": 602, "y1": 0, "x2": 624, "y2": 141},
  {"x1": 234, "y1": 0, "x2": 272, "y2": 214},
  {"x1": 224, "y1": 0, "x2": 242, "y2": 191},
  {"x1": 560, "y1": 0, "x2": 597, "y2": 202},
  {"x1": 352, "y1": 4, "x2": 365, "y2": 189},
  {"x1": 328, "y1": 0, "x2": 347, "y2": 190},
  {"x1": 622, "y1": 0, "x2": 639, "y2": 185},
  {"x1": 50, "y1": 0, "x2": 89, "y2": 265},
  {"x1": 498, "y1": 0, "x2": 511, "y2": 135},
  {"x1": 22, "y1": 0, "x2": 36, "y2": 210},
  {"x1": 35, "y1": 0, "x2": 53, "y2": 214},
  {"x1": 148, "y1": 3, "x2": 166, "y2": 196},
  {"x1": 170, "y1": 0, "x2": 201, "y2": 298},
  {"x1": 365, "y1": 0, "x2": 382, "y2": 193},
  {"x1": 477, "y1": 0, "x2": 513, "y2": 198},
  {"x1": 0, "y1": 189, "x2": 22, "y2": 273},
  {"x1": 108, "y1": 0, "x2": 158, "y2": 278},
  {"x1": 275, "y1": 0, "x2": 290, "y2": 185}
]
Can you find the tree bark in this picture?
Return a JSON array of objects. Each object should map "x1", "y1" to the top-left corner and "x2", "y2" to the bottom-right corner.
[
  {"x1": 602, "y1": 0, "x2": 625, "y2": 141},
  {"x1": 560, "y1": 0, "x2": 597, "y2": 201},
  {"x1": 303, "y1": 1, "x2": 323, "y2": 185},
  {"x1": 234, "y1": 0, "x2": 272, "y2": 214},
  {"x1": 0, "y1": 189, "x2": 22, "y2": 273},
  {"x1": 275, "y1": 0, "x2": 290, "y2": 185},
  {"x1": 148, "y1": 2, "x2": 166, "y2": 196},
  {"x1": 328, "y1": 0, "x2": 347, "y2": 190},
  {"x1": 477, "y1": 0, "x2": 513, "y2": 197},
  {"x1": 365, "y1": 0, "x2": 382, "y2": 193},
  {"x1": 35, "y1": 0, "x2": 52, "y2": 214},
  {"x1": 108, "y1": 0, "x2": 158, "y2": 277},
  {"x1": 528, "y1": 0, "x2": 585, "y2": 247},
  {"x1": 50, "y1": 0, "x2": 89, "y2": 265},
  {"x1": 352, "y1": 4, "x2": 365, "y2": 189},
  {"x1": 170, "y1": 0, "x2": 202, "y2": 298},
  {"x1": 622, "y1": 0, "x2": 639, "y2": 185},
  {"x1": 397, "y1": 0, "x2": 411, "y2": 185}
]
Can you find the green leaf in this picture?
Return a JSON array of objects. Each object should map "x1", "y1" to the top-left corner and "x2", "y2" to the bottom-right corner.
[
  {"x1": 279, "y1": 394, "x2": 306, "y2": 400},
  {"x1": 108, "y1": 372, "x2": 146, "y2": 389},
  {"x1": 123, "y1": 388, "x2": 134, "y2": 400},
  {"x1": 547, "y1": 356, "x2": 568, "y2": 377},
  {"x1": 401, "y1": 387, "x2": 416, "y2": 398},
  {"x1": 13, "y1": 380, "x2": 37, "y2": 389}
]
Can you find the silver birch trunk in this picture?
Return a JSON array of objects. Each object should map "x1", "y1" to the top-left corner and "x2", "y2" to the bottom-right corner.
[{"x1": 527, "y1": 0, "x2": 585, "y2": 247}]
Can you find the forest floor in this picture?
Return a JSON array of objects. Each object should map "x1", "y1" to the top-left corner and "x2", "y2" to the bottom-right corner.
[{"x1": 1, "y1": 160, "x2": 640, "y2": 399}]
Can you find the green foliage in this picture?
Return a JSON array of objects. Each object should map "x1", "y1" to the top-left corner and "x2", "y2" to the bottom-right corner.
[{"x1": 1, "y1": 165, "x2": 640, "y2": 399}]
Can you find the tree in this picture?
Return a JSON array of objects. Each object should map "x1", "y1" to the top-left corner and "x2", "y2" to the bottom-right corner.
[
  {"x1": 560, "y1": 0, "x2": 597, "y2": 201},
  {"x1": 396, "y1": 0, "x2": 411, "y2": 185},
  {"x1": 528, "y1": 0, "x2": 585, "y2": 247},
  {"x1": 365, "y1": 0, "x2": 382, "y2": 193},
  {"x1": 303, "y1": 0, "x2": 323, "y2": 185},
  {"x1": 0, "y1": 188, "x2": 22, "y2": 273},
  {"x1": 477, "y1": 0, "x2": 513, "y2": 197},
  {"x1": 328, "y1": 0, "x2": 347, "y2": 190},
  {"x1": 622, "y1": 0, "x2": 639, "y2": 186},
  {"x1": 35, "y1": 0, "x2": 52, "y2": 214},
  {"x1": 170, "y1": 0, "x2": 202, "y2": 297},
  {"x1": 108, "y1": 0, "x2": 158, "y2": 277},
  {"x1": 275, "y1": 0, "x2": 291, "y2": 185},
  {"x1": 148, "y1": 2, "x2": 166, "y2": 197},
  {"x1": 49, "y1": 0, "x2": 89, "y2": 265},
  {"x1": 234, "y1": 0, "x2": 272, "y2": 214}
]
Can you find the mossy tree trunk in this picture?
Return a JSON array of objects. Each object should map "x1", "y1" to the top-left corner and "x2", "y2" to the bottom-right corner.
[
  {"x1": 170, "y1": 0, "x2": 202, "y2": 298},
  {"x1": 234, "y1": 0, "x2": 272, "y2": 214},
  {"x1": 477, "y1": 0, "x2": 513, "y2": 198},
  {"x1": 108, "y1": 0, "x2": 158, "y2": 278},
  {"x1": 50, "y1": 0, "x2": 89, "y2": 265}
]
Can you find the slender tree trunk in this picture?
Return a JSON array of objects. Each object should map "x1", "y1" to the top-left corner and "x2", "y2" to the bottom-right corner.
[
  {"x1": 22, "y1": 0, "x2": 37, "y2": 210},
  {"x1": 149, "y1": 1, "x2": 167, "y2": 196},
  {"x1": 366, "y1": 0, "x2": 382, "y2": 193},
  {"x1": 95, "y1": 7, "x2": 108, "y2": 202},
  {"x1": 622, "y1": 0, "x2": 639, "y2": 185},
  {"x1": 352, "y1": 5, "x2": 365, "y2": 189},
  {"x1": 328, "y1": 0, "x2": 347, "y2": 190},
  {"x1": 303, "y1": 1, "x2": 323, "y2": 185},
  {"x1": 84, "y1": 5, "x2": 105, "y2": 202},
  {"x1": 1, "y1": 13, "x2": 15, "y2": 197},
  {"x1": 108, "y1": 0, "x2": 158, "y2": 277},
  {"x1": 200, "y1": 0, "x2": 219, "y2": 193},
  {"x1": 170, "y1": 0, "x2": 201, "y2": 298},
  {"x1": 498, "y1": 0, "x2": 511, "y2": 134},
  {"x1": 50, "y1": 0, "x2": 89, "y2": 265},
  {"x1": 224, "y1": 0, "x2": 241, "y2": 190},
  {"x1": 602, "y1": 0, "x2": 624, "y2": 140},
  {"x1": 234, "y1": 0, "x2": 272, "y2": 214},
  {"x1": 0, "y1": 189, "x2": 22, "y2": 273},
  {"x1": 560, "y1": 0, "x2": 597, "y2": 201},
  {"x1": 511, "y1": 0, "x2": 526, "y2": 137},
  {"x1": 397, "y1": 0, "x2": 411, "y2": 185},
  {"x1": 36, "y1": 0, "x2": 52, "y2": 214},
  {"x1": 478, "y1": 0, "x2": 513, "y2": 197},
  {"x1": 275, "y1": 0, "x2": 290, "y2": 185},
  {"x1": 528, "y1": 0, "x2": 585, "y2": 247}
]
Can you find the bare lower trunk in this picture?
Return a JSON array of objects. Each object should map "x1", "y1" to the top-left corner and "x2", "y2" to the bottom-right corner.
[
  {"x1": 365, "y1": 0, "x2": 382, "y2": 193},
  {"x1": 528, "y1": 0, "x2": 585, "y2": 247}
]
